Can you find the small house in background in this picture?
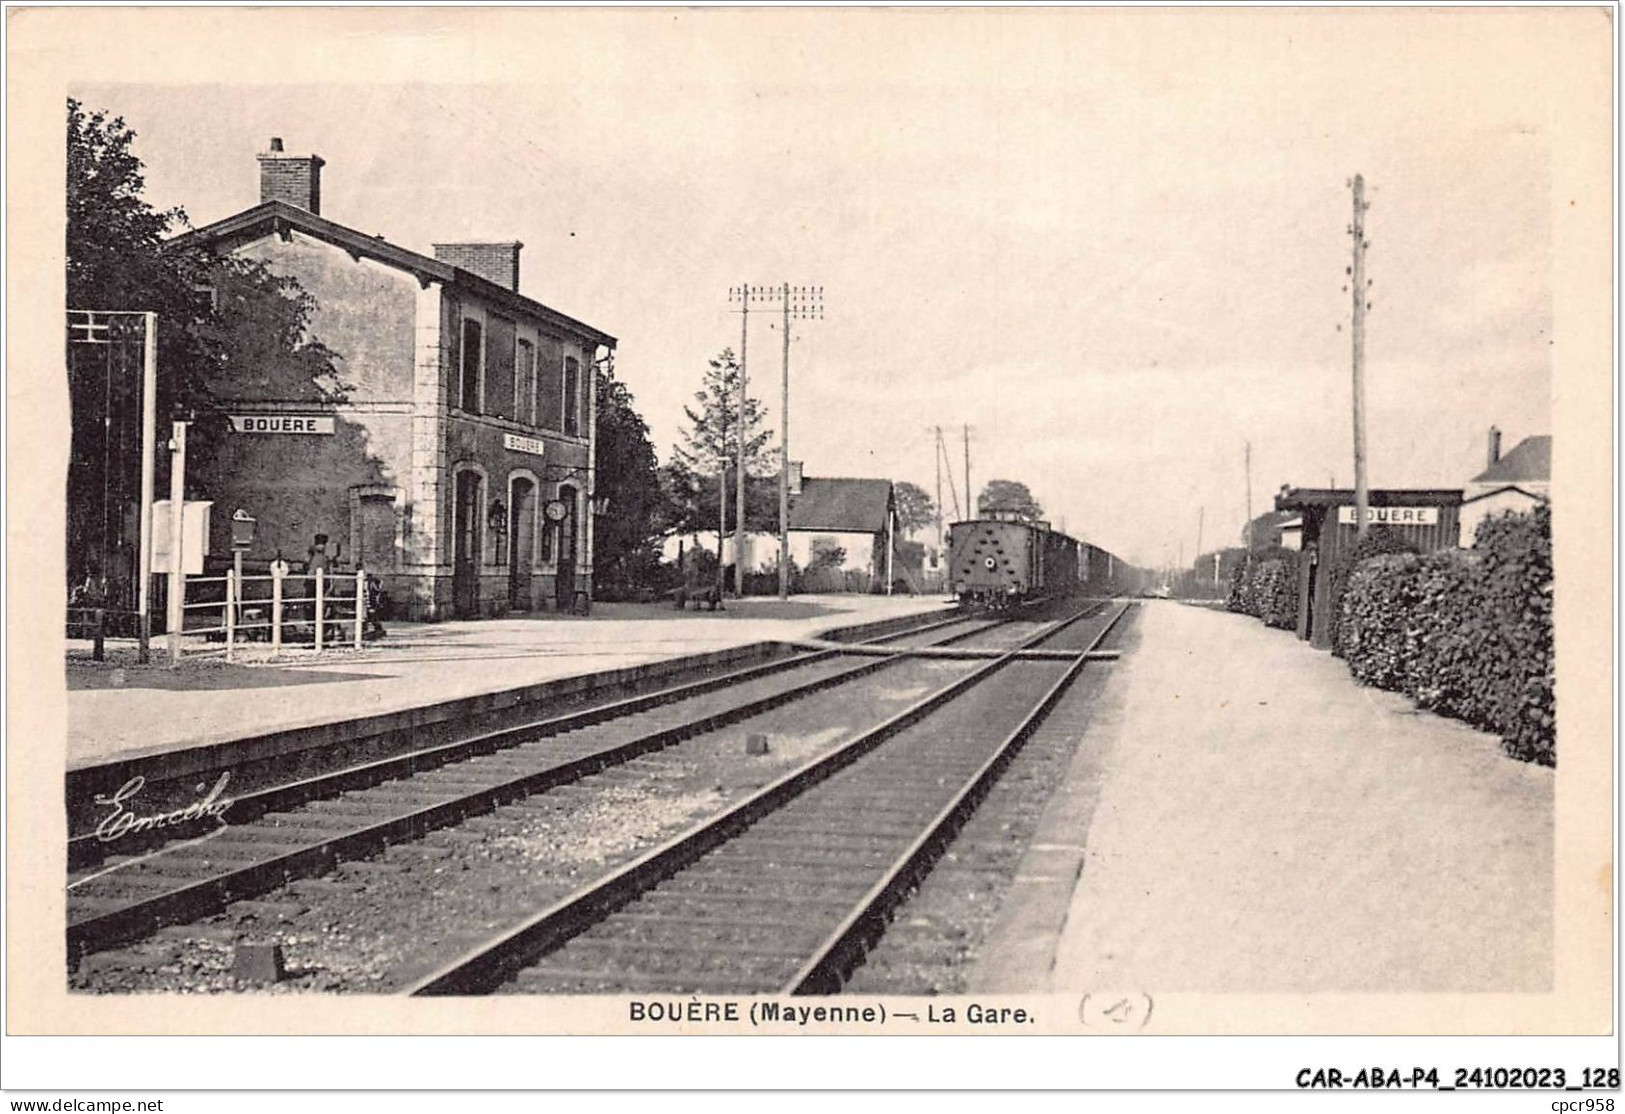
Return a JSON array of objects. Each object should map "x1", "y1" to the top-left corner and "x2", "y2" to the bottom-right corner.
[
  {"x1": 1242, "y1": 508, "x2": 1300, "y2": 550},
  {"x1": 786, "y1": 475, "x2": 898, "y2": 593},
  {"x1": 1459, "y1": 428, "x2": 1551, "y2": 546},
  {"x1": 660, "y1": 467, "x2": 904, "y2": 593},
  {"x1": 1273, "y1": 486, "x2": 1464, "y2": 650}
]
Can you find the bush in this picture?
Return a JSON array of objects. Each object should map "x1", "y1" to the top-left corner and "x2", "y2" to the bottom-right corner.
[
  {"x1": 1226, "y1": 547, "x2": 1300, "y2": 629},
  {"x1": 1473, "y1": 507, "x2": 1554, "y2": 765},
  {"x1": 1337, "y1": 552, "x2": 1423, "y2": 690},
  {"x1": 1325, "y1": 526, "x2": 1419, "y2": 656},
  {"x1": 1335, "y1": 506, "x2": 1553, "y2": 766}
]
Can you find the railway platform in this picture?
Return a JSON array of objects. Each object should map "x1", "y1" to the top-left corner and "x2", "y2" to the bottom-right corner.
[
  {"x1": 973, "y1": 599, "x2": 1554, "y2": 995},
  {"x1": 65, "y1": 594, "x2": 953, "y2": 767}
]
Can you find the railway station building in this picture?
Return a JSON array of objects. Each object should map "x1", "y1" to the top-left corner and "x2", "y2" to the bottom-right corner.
[
  {"x1": 175, "y1": 139, "x2": 617, "y2": 621},
  {"x1": 1272, "y1": 486, "x2": 1464, "y2": 649}
]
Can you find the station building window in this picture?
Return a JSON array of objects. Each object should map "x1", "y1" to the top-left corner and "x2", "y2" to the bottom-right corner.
[
  {"x1": 459, "y1": 317, "x2": 483, "y2": 413},
  {"x1": 563, "y1": 356, "x2": 580, "y2": 437},
  {"x1": 486, "y1": 317, "x2": 516, "y2": 420},
  {"x1": 515, "y1": 338, "x2": 537, "y2": 425}
]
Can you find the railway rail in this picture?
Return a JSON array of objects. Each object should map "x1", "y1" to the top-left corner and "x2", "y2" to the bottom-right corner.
[
  {"x1": 66, "y1": 608, "x2": 1031, "y2": 963},
  {"x1": 408, "y1": 600, "x2": 1133, "y2": 996}
]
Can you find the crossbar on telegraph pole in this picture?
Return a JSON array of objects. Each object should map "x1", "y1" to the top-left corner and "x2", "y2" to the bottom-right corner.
[
  {"x1": 68, "y1": 309, "x2": 158, "y2": 662},
  {"x1": 728, "y1": 283, "x2": 823, "y2": 599}
]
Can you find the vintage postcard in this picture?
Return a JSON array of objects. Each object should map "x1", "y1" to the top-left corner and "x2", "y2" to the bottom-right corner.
[{"x1": 4, "y1": 3, "x2": 1615, "y2": 1094}]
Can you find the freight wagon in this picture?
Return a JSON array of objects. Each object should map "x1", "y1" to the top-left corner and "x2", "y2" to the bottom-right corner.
[{"x1": 947, "y1": 513, "x2": 1141, "y2": 608}]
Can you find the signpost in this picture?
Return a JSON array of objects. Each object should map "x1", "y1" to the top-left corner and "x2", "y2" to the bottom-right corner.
[
  {"x1": 228, "y1": 510, "x2": 256, "y2": 663},
  {"x1": 167, "y1": 421, "x2": 188, "y2": 666}
]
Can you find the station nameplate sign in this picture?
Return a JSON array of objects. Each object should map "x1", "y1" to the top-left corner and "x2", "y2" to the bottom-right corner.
[
  {"x1": 231, "y1": 415, "x2": 334, "y2": 435},
  {"x1": 503, "y1": 433, "x2": 546, "y2": 457},
  {"x1": 1337, "y1": 506, "x2": 1440, "y2": 526}
]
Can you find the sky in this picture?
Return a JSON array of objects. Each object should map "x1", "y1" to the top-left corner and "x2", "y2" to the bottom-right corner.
[{"x1": 73, "y1": 7, "x2": 1579, "y2": 568}]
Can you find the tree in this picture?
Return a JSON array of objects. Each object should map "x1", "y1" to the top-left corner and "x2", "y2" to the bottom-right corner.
[
  {"x1": 672, "y1": 348, "x2": 778, "y2": 477},
  {"x1": 68, "y1": 100, "x2": 341, "y2": 427},
  {"x1": 591, "y1": 369, "x2": 665, "y2": 592},
  {"x1": 668, "y1": 348, "x2": 780, "y2": 546},
  {"x1": 977, "y1": 479, "x2": 1044, "y2": 521},
  {"x1": 66, "y1": 98, "x2": 343, "y2": 606},
  {"x1": 893, "y1": 481, "x2": 936, "y2": 536}
]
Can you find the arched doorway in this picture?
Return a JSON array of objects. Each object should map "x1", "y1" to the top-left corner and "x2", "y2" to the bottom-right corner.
[
  {"x1": 509, "y1": 476, "x2": 536, "y2": 611},
  {"x1": 554, "y1": 484, "x2": 577, "y2": 611},
  {"x1": 453, "y1": 469, "x2": 483, "y2": 618}
]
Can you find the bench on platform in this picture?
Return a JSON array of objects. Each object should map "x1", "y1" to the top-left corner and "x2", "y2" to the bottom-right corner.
[{"x1": 670, "y1": 584, "x2": 725, "y2": 612}]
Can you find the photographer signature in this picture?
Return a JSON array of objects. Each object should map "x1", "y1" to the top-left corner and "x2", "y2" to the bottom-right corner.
[{"x1": 92, "y1": 773, "x2": 234, "y2": 843}]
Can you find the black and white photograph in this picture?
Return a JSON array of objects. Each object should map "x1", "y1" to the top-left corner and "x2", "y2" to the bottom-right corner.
[{"x1": 4, "y1": 2, "x2": 1615, "y2": 1098}]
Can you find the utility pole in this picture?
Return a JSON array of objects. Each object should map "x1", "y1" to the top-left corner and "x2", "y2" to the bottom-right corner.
[
  {"x1": 1349, "y1": 173, "x2": 1371, "y2": 537},
  {"x1": 1244, "y1": 440, "x2": 1253, "y2": 547},
  {"x1": 963, "y1": 424, "x2": 973, "y2": 518},
  {"x1": 936, "y1": 426, "x2": 963, "y2": 521},
  {"x1": 1195, "y1": 505, "x2": 1204, "y2": 564},
  {"x1": 717, "y1": 423, "x2": 728, "y2": 599},
  {"x1": 731, "y1": 283, "x2": 822, "y2": 600},
  {"x1": 735, "y1": 281, "x2": 748, "y2": 596},
  {"x1": 780, "y1": 285, "x2": 790, "y2": 599},
  {"x1": 933, "y1": 426, "x2": 944, "y2": 552}
]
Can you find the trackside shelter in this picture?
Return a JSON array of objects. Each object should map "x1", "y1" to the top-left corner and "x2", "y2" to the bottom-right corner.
[{"x1": 1273, "y1": 487, "x2": 1463, "y2": 649}]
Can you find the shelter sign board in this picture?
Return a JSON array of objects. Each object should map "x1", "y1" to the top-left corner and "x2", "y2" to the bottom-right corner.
[{"x1": 1336, "y1": 506, "x2": 1440, "y2": 527}]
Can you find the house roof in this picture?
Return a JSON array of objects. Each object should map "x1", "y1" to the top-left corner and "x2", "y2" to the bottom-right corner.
[
  {"x1": 788, "y1": 478, "x2": 894, "y2": 533},
  {"x1": 171, "y1": 200, "x2": 617, "y2": 347},
  {"x1": 1470, "y1": 435, "x2": 1551, "y2": 485},
  {"x1": 1460, "y1": 483, "x2": 1550, "y2": 507},
  {"x1": 1275, "y1": 487, "x2": 1463, "y2": 511}
]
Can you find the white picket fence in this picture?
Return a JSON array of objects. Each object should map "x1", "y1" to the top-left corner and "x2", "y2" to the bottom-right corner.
[{"x1": 174, "y1": 566, "x2": 370, "y2": 661}]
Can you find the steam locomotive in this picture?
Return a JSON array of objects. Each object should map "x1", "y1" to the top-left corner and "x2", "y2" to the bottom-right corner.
[{"x1": 946, "y1": 512, "x2": 1137, "y2": 608}]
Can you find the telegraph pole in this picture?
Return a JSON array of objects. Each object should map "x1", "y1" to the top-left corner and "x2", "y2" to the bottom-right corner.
[
  {"x1": 1244, "y1": 440, "x2": 1253, "y2": 547},
  {"x1": 942, "y1": 431, "x2": 962, "y2": 529},
  {"x1": 1350, "y1": 173, "x2": 1371, "y2": 537},
  {"x1": 1195, "y1": 505, "x2": 1204, "y2": 564},
  {"x1": 735, "y1": 281, "x2": 748, "y2": 595},
  {"x1": 780, "y1": 285, "x2": 790, "y2": 599},
  {"x1": 730, "y1": 283, "x2": 822, "y2": 600},
  {"x1": 963, "y1": 424, "x2": 973, "y2": 518},
  {"x1": 933, "y1": 426, "x2": 944, "y2": 550}
]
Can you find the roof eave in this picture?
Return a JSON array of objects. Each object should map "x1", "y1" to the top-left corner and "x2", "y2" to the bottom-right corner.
[{"x1": 170, "y1": 200, "x2": 617, "y2": 348}]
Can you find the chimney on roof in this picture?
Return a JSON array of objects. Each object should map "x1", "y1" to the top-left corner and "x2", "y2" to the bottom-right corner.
[
  {"x1": 257, "y1": 137, "x2": 324, "y2": 214},
  {"x1": 787, "y1": 461, "x2": 804, "y2": 496},
  {"x1": 433, "y1": 242, "x2": 524, "y2": 292},
  {"x1": 1486, "y1": 425, "x2": 1503, "y2": 469}
]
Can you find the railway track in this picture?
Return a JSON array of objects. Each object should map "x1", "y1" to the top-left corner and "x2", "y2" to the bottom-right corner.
[
  {"x1": 66, "y1": 609, "x2": 1026, "y2": 963},
  {"x1": 408, "y1": 600, "x2": 1133, "y2": 996}
]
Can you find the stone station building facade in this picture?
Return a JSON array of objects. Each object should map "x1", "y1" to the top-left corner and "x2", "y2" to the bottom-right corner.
[{"x1": 177, "y1": 139, "x2": 616, "y2": 620}]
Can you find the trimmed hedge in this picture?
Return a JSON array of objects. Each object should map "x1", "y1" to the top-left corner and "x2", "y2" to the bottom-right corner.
[
  {"x1": 1226, "y1": 547, "x2": 1301, "y2": 630},
  {"x1": 1336, "y1": 506, "x2": 1553, "y2": 766},
  {"x1": 1326, "y1": 526, "x2": 1419, "y2": 657}
]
